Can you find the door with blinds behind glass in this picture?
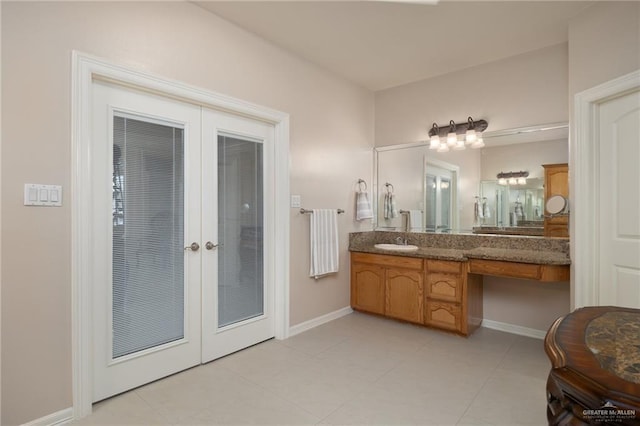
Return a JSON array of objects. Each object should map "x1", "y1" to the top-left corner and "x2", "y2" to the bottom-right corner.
[
  {"x1": 201, "y1": 109, "x2": 275, "y2": 363},
  {"x1": 92, "y1": 81, "x2": 202, "y2": 402},
  {"x1": 92, "y1": 81, "x2": 275, "y2": 402}
]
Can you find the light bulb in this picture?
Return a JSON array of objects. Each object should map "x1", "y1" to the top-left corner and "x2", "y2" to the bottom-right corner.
[
  {"x1": 498, "y1": 178, "x2": 507, "y2": 185},
  {"x1": 508, "y1": 177, "x2": 517, "y2": 185},
  {"x1": 465, "y1": 128, "x2": 477, "y2": 145},
  {"x1": 447, "y1": 132, "x2": 458, "y2": 146},
  {"x1": 429, "y1": 134, "x2": 440, "y2": 150},
  {"x1": 518, "y1": 177, "x2": 527, "y2": 185}
]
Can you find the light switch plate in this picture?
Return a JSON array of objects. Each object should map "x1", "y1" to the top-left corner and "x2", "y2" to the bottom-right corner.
[
  {"x1": 291, "y1": 195, "x2": 301, "y2": 208},
  {"x1": 24, "y1": 184, "x2": 63, "y2": 206}
]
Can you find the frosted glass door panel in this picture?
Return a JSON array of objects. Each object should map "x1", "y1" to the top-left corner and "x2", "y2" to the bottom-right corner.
[
  {"x1": 113, "y1": 115, "x2": 185, "y2": 358},
  {"x1": 217, "y1": 135, "x2": 264, "y2": 328}
]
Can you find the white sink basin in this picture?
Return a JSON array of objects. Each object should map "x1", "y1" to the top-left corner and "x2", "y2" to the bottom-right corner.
[{"x1": 374, "y1": 243, "x2": 419, "y2": 252}]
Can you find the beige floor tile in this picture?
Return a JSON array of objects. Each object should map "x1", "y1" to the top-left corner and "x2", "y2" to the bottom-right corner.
[
  {"x1": 462, "y1": 369, "x2": 548, "y2": 425},
  {"x1": 77, "y1": 313, "x2": 550, "y2": 426},
  {"x1": 320, "y1": 384, "x2": 468, "y2": 425},
  {"x1": 177, "y1": 386, "x2": 320, "y2": 425},
  {"x1": 71, "y1": 391, "x2": 171, "y2": 425}
]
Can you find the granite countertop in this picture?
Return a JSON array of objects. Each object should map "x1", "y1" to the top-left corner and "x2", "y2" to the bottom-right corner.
[
  {"x1": 357, "y1": 246, "x2": 467, "y2": 262},
  {"x1": 349, "y1": 231, "x2": 571, "y2": 266},
  {"x1": 464, "y1": 247, "x2": 570, "y2": 265}
]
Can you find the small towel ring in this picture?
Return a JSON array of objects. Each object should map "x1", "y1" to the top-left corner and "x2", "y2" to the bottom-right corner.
[
  {"x1": 357, "y1": 179, "x2": 367, "y2": 191},
  {"x1": 385, "y1": 182, "x2": 394, "y2": 193}
]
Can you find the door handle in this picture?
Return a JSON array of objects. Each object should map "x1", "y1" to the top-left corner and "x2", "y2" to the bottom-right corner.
[
  {"x1": 184, "y1": 242, "x2": 200, "y2": 251},
  {"x1": 205, "y1": 241, "x2": 218, "y2": 250}
]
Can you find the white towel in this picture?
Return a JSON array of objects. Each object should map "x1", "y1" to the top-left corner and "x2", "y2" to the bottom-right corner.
[
  {"x1": 355, "y1": 191, "x2": 373, "y2": 220},
  {"x1": 310, "y1": 209, "x2": 339, "y2": 278},
  {"x1": 408, "y1": 210, "x2": 423, "y2": 231}
]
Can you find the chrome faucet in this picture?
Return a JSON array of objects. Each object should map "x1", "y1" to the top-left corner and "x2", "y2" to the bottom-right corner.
[{"x1": 395, "y1": 236, "x2": 407, "y2": 245}]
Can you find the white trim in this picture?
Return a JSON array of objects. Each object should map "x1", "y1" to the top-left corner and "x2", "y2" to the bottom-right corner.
[
  {"x1": 21, "y1": 408, "x2": 73, "y2": 426},
  {"x1": 287, "y1": 307, "x2": 353, "y2": 337},
  {"x1": 481, "y1": 319, "x2": 546, "y2": 340},
  {"x1": 71, "y1": 51, "x2": 290, "y2": 419},
  {"x1": 572, "y1": 69, "x2": 640, "y2": 309}
]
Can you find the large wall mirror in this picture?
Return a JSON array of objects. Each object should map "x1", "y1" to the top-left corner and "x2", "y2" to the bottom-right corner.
[{"x1": 373, "y1": 122, "x2": 568, "y2": 235}]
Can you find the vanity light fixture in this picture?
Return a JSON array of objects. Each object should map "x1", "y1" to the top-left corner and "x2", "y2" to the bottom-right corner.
[
  {"x1": 496, "y1": 171, "x2": 529, "y2": 185},
  {"x1": 429, "y1": 123, "x2": 441, "y2": 149},
  {"x1": 428, "y1": 116, "x2": 488, "y2": 151},
  {"x1": 446, "y1": 120, "x2": 458, "y2": 147}
]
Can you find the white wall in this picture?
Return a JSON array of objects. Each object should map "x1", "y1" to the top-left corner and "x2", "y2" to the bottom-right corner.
[
  {"x1": 375, "y1": 43, "x2": 570, "y2": 333},
  {"x1": 0, "y1": 2, "x2": 373, "y2": 424}
]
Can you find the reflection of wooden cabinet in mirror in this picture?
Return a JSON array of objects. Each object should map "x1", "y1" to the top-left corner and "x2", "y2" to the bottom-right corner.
[{"x1": 543, "y1": 163, "x2": 569, "y2": 237}]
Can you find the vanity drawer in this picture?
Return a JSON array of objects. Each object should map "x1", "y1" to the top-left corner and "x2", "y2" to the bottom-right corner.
[
  {"x1": 352, "y1": 252, "x2": 423, "y2": 270},
  {"x1": 425, "y1": 259, "x2": 463, "y2": 274},
  {"x1": 426, "y1": 273, "x2": 463, "y2": 303},
  {"x1": 425, "y1": 301, "x2": 462, "y2": 332}
]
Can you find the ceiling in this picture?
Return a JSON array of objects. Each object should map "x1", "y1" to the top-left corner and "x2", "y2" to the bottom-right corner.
[{"x1": 196, "y1": 1, "x2": 594, "y2": 91}]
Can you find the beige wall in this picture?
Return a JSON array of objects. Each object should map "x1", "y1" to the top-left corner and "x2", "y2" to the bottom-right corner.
[
  {"x1": 375, "y1": 43, "x2": 569, "y2": 147},
  {"x1": 480, "y1": 139, "x2": 568, "y2": 181},
  {"x1": 568, "y1": 1, "x2": 640, "y2": 97},
  {"x1": 375, "y1": 43, "x2": 571, "y2": 333},
  {"x1": 1, "y1": 2, "x2": 373, "y2": 424},
  {"x1": 567, "y1": 1, "x2": 640, "y2": 307}
]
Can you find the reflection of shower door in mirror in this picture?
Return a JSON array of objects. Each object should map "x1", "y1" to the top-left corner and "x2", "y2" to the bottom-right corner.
[
  {"x1": 92, "y1": 82, "x2": 274, "y2": 402},
  {"x1": 425, "y1": 161, "x2": 457, "y2": 232}
]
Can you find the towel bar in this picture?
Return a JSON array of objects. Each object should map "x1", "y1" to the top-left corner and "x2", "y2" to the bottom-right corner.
[{"x1": 300, "y1": 208, "x2": 344, "y2": 214}]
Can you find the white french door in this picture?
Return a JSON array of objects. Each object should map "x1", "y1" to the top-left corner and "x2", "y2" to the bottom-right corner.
[
  {"x1": 91, "y1": 81, "x2": 274, "y2": 402},
  {"x1": 201, "y1": 109, "x2": 275, "y2": 363}
]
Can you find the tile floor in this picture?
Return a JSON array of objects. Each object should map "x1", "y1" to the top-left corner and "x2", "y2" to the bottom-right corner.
[{"x1": 73, "y1": 312, "x2": 551, "y2": 425}]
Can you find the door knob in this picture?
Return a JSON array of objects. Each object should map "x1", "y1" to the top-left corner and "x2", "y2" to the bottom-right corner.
[
  {"x1": 184, "y1": 242, "x2": 200, "y2": 251},
  {"x1": 205, "y1": 241, "x2": 218, "y2": 250}
]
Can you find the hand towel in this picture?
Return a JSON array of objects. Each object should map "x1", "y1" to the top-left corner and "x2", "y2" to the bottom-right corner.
[
  {"x1": 310, "y1": 209, "x2": 339, "y2": 278},
  {"x1": 383, "y1": 192, "x2": 398, "y2": 220},
  {"x1": 355, "y1": 191, "x2": 373, "y2": 220},
  {"x1": 390, "y1": 193, "x2": 398, "y2": 218},
  {"x1": 383, "y1": 193, "x2": 390, "y2": 219},
  {"x1": 408, "y1": 209, "x2": 423, "y2": 231}
]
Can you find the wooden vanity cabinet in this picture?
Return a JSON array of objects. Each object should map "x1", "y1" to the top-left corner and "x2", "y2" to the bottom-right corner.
[
  {"x1": 351, "y1": 253, "x2": 483, "y2": 335},
  {"x1": 350, "y1": 252, "x2": 423, "y2": 324},
  {"x1": 351, "y1": 260, "x2": 385, "y2": 315},
  {"x1": 386, "y1": 267, "x2": 423, "y2": 324},
  {"x1": 424, "y1": 259, "x2": 482, "y2": 335},
  {"x1": 543, "y1": 163, "x2": 569, "y2": 237}
]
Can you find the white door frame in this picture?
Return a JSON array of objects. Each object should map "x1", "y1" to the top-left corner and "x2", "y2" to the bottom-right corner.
[
  {"x1": 572, "y1": 69, "x2": 640, "y2": 308},
  {"x1": 71, "y1": 51, "x2": 290, "y2": 419}
]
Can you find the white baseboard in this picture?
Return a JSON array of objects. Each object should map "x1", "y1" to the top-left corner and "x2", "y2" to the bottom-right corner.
[
  {"x1": 481, "y1": 319, "x2": 546, "y2": 340},
  {"x1": 288, "y1": 306, "x2": 353, "y2": 337},
  {"x1": 21, "y1": 407, "x2": 73, "y2": 426}
]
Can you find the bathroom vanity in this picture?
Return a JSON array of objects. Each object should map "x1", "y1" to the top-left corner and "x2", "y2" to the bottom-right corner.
[{"x1": 349, "y1": 231, "x2": 570, "y2": 336}]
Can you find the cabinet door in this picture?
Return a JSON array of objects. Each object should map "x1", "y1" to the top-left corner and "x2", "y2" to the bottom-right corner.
[
  {"x1": 351, "y1": 263, "x2": 385, "y2": 315},
  {"x1": 425, "y1": 300, "x2": 462, "y2": 332},
  {"x1": 426, "y1": 273, "x2": 462, "y2": 303},
  {"x1": 385, "y1": 268, "x2": 424, "y2": 324}
]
